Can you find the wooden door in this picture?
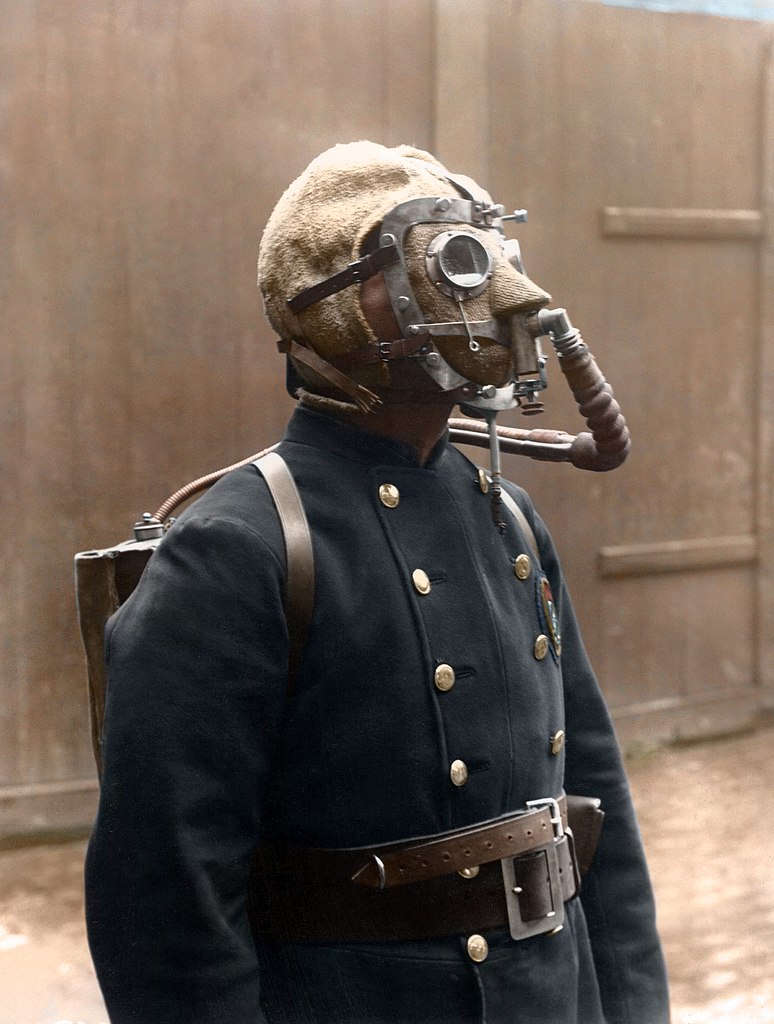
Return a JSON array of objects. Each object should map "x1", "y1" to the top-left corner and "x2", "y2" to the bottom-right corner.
[{"x1": 437, "y1": 0, "x2": 774, "y2": 744}]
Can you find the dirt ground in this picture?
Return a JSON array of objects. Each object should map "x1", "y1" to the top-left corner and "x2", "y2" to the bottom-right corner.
[
  {"x1": 0, "y1": 727, "x2": 772, "y2": 1024},
  {"x1": 627, "y1": 725, "x2": 774, "y2": 1023}
]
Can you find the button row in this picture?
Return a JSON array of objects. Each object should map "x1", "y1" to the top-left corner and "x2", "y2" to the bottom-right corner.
[
  {"x1": 380, "y1": 485, "x2": 534, "y2": 597},
  {"x1": 448, "y1": 728, "x2": 563, "y2": 794},
  {"x1": 381, "y1": 483, "x2": 562, "y2": 793}
]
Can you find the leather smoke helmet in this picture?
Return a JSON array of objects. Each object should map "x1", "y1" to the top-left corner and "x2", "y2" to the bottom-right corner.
[{"x1": 257, "y1": 141, "x2": 551, "y2": 410}]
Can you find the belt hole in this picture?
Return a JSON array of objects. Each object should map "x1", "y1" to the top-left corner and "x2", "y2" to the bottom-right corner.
[
  {"x1": 526, "y1": 829, "x2": 532, "y2": 837},
  {"x1": 464, "y1": 848, "x2": 471, "y2": 857},
  {"x1": 442, "y1": 853, "x2": 451, "y2": 862},
  {"x1": 507, "y1": 834, "x2": 513, "y2": 841},
  {"x1": 485, "y1": 841, "x2": 492, "y2": 849}
]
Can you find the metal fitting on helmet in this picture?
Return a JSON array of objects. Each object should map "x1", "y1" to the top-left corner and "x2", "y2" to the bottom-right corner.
[{"x1": 257, "y1": 141, "x2": 551, "y2": 413}]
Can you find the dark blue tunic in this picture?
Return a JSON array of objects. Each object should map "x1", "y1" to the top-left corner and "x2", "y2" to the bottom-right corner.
[{"x1": 86, "y1": 404, "x2": 669, "y2": 1023}]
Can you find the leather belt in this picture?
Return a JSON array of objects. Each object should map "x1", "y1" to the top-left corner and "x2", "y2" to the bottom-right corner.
[
  {"x1": 350, "y1": 796, "x2": 570, "y2": 889},
  {"x1": 248, "y1": 795, "x2": 601, "y2": 944}
]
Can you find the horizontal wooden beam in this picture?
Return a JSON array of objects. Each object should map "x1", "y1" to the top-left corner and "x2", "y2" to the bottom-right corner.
[
  {"x1": 611, "y1": 685, "x2": 760, "y2": 719},
  {"x1": 0, "y1": 778, "x2": 98, "y2": 843},
  {"x1": 612, "y1": 689, "x2": 764, "y2": 752},
  {"x1": 599, "y1": 534, "x2": 758, "y2": 578},
  {"x1": 0, "y1": 778, "x2": 99, "y2": 801},
  {"x1": 601, "y1": 206, "x2": 764, "y2": 240}
]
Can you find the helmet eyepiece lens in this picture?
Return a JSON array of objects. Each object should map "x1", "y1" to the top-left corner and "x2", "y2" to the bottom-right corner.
[
  {"x1": 426, "y1": 231, "x2": 493, "y2": 299},
  {"x1": 439, "y1": 235, "x2": 490, "y2": 286}
]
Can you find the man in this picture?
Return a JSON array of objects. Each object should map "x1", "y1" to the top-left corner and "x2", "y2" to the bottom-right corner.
[{"x1": 86, "y1": 141, "x2": 670, "y2": 1023}]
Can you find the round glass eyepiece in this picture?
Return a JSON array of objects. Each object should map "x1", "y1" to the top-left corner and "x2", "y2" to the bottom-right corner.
[{"x1": 426, "y1": 231, "x2": 493, "y2": 299}]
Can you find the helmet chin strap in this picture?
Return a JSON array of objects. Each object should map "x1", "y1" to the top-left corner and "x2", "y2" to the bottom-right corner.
[{"x1": 277, "y1": 338, "x2": 383, "y2": 414}]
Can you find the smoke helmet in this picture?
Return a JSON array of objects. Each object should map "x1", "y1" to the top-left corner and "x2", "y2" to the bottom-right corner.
[{"x1": 257, "y1": 141, "x2": 552, "y2": 415}]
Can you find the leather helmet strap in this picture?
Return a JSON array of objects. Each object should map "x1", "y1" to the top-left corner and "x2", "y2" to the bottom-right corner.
[
  {"x1": 287, "y1": 244, "x2": 400, "y2": 315},
  {"x1": 329, "y1": 334, "x2": 430, "y2": 369},
  {"x1": 278, "y1": 338, "x2": 382, "y2": 413}
]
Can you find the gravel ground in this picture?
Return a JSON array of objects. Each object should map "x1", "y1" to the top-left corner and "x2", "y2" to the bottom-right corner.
[{"x1": 0, "y1": 726, "x2": 772, "y2": 1024}]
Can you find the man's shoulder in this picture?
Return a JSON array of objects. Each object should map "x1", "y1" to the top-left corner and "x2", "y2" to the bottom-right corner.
[{"x1": 169, "y1": 462, "x2": 286, "y2": 557}]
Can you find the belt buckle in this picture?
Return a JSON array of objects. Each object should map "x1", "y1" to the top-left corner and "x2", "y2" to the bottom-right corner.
[{"x1": 501, "y1": 797, "x2": 566, "y2": 941}]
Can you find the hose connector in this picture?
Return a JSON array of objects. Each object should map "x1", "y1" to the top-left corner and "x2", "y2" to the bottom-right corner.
[
  {"x1": 534, "y1": 308, "x2": 631, "y2": 472},
  {"x1": 133, "y1": 512, "x2": 164, "y2": 541}
]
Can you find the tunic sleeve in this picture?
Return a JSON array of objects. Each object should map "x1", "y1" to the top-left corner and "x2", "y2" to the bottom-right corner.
[
  {"x1": 531, "y1": 506, "x2": 670, "y2": 1024},
  {"x1": 85, "y1": 498, "x2": 288, "y2": 1024}
]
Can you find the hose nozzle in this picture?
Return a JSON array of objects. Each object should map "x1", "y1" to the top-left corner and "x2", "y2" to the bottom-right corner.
[{"x1": 532, "y1": 309, "x2": 630, "y2": 472}]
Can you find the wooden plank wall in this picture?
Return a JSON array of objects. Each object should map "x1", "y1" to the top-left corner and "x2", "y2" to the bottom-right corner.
[
  {"x1": 438, "y1": 0, "x2": 773, "y2": 742},
  {"x1": 2, "y1": 0, "x2": 772, "y2": 837},
  {"x1": 0, "y1": 0, "x2": 434, "y2": 837},
  {"x1": 760, "y1": 36, "x2": 774, "y2": 711}
]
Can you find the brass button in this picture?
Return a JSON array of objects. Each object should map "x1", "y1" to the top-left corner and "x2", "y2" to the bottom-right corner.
[
  {"x1": 450, "y1": 759, "x2": 468, "y2": 787},
  {"x1": 550, "y1": 730, "x2": 566, "y2": 755},
  {"x1": 412, "y1": 569, "x2": 431, "y2": 595},
  {"x1": 477, "y1": 468, "x2": 489, "y2": 494},
  {"x1": 458, "y1": 865, "x2": 480, "y2": 880},
  {"x1": 467, "y1": 934, "x2": 489, "y2": 962},
  {"x1": 379, "y1": 483, "x2": 400, "y2": 508},
  {"x1": 534, "y1": 634, "x2": 549, "y2": 660},
  {"x1": 434, "y1": 664, "x2": 456, "y2": 692},
  {"x1": 514, "y1": 554, "x2": 532, "y2": 580}
]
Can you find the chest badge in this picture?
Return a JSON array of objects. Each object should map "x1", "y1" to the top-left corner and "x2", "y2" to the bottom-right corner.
[{"x1": 539, "y1": 576, "x2": 562, "y2": 658}]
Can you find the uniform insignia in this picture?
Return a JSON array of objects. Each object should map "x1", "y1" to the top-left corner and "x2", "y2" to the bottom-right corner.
[{"x1": 539, "y1": 576, "x2": 562, "y2": 658}]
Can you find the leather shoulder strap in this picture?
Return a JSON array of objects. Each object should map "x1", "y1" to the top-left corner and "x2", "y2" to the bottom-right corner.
[
  {"x1": 498, "y1": 485, "x2": 541, "y2": 565},
  {"x1": 253, "y1": 452, "x2": 315, "y2": 695}
]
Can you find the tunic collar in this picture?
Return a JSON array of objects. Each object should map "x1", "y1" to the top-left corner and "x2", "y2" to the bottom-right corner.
[{"x1": 282, "y1": 404, "x2": 450, "y2": 470}]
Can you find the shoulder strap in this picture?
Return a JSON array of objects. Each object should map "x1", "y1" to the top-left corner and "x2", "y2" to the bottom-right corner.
[
  {"x1": 498, "y1": 485, "x2": 541, "y2": 564},
  {"x1": 253, "y1": 452, "x2": 315, "y2": 695}
]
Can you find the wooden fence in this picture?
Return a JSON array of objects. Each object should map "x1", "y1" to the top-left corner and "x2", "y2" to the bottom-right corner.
[{"x1": 2, "y1": 0, "x2": 772, "y2": 837}]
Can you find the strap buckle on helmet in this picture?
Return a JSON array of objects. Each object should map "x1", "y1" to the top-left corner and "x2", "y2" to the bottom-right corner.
[{"x1": 277, "y1": 337, "x2": 382, "y2": 414}]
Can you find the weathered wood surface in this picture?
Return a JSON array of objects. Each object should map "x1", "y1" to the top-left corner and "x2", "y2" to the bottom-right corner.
[
  {"x1": 601, "y1": 207, "x2": 764, "y2": 239},
  {"x1": 439, "y1": 0, "x2": 772, "y2": 737},
  {"x1": 2, "y1": 0, "x2": 773, "y2": 836},
  {"x1": 759, "y1": 36, "x2": 774, "y2": 707},
  {"x1": 0, "y1": 0, "x2": 434, "y2": 834},
  {"x1": 599, "y1": 535, "x2": 758, "y2": 578}
]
